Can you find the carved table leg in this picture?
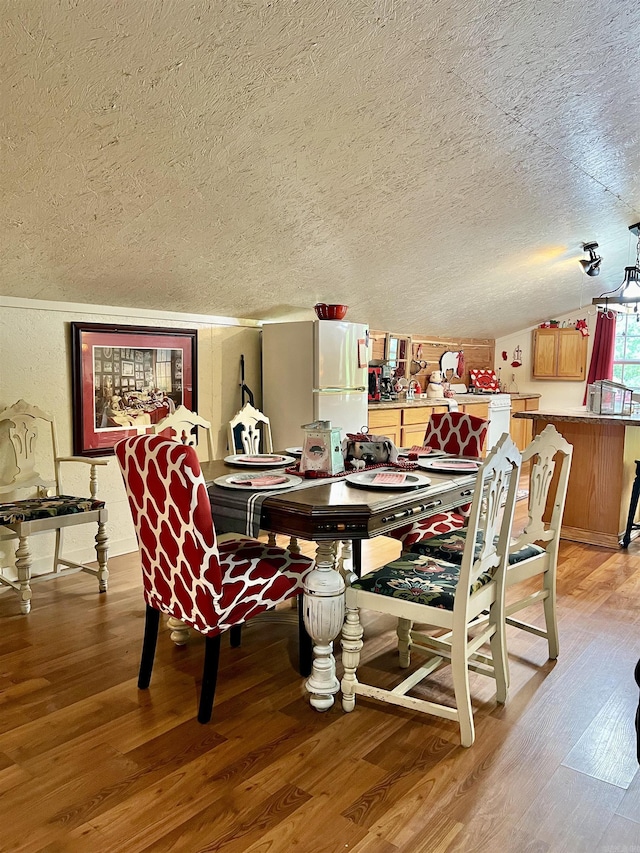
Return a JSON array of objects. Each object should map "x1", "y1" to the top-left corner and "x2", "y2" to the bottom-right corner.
[
  {"x1": 15, "y1": 535, "x2": 33, "y2": 615},
  {"x1": 95, "y1": 519, "x2": 109, "y2": 592},
  {"x1": 302, "y1": 539, "x2": 345, "y2": 711},
  {"x1": 167, "y1": 617, "x2": 190, "y2": 645}
]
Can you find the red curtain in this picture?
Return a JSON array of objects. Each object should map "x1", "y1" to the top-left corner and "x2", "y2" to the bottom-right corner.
[{"x1": 583, "y1": 310, "x2": 617, "y2": 403}]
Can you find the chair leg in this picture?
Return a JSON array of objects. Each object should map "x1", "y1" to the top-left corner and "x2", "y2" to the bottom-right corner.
[
  {"x1": 489, "y1": 609, "x2": 509, "y2": 702},
  {"x1": 53, "y1": 528, "x2": 63, "y2": 573},
  {"x1": 95, "y1": 518, "x2": 109, "y2": 592},
  {"x1": 138, "y1": 606, "x2": 160, "y2": 689},
  {"x1": 15, "y1": 535, "x2": 33, "y2": 615},
  {"x1": 622, "y1": 461, "x2": 640, "y2": 548},
  {"x1": 352, "y1": 540, "x2": 362, "y2": 579},
  {"x1": 451, "y1": 634, "x2": 474, "y2": 748},
  {"x1": 198, "y1": 635, "x2": 222, "y2": 724},
  {"x1": 298, "y1": 596, "x2": 313, "y2": 677},
  {"x1": 341, "y1": 606, "x2": 364, "y2": 712},
  {"x1": 397, "y1": 617, "x2": 413, "y2": 668},
  {"x1": 543, "y1": 576, "x2": 559, "y2": 660},
  {"x1": 229, "y1": 625, "x2": 242, "y2": 647}
]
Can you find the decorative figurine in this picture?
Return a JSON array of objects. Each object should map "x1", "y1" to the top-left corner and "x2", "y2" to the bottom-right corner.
[{"x1": 426, "y1": 370, "x2": 446, "y2": 399}]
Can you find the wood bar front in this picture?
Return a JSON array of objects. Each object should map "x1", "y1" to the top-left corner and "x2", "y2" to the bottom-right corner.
[{"x1": 514, "y1": 410, "x2": 640, "y2": 548}]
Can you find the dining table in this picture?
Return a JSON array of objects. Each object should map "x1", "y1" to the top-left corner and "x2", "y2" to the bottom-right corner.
[{"x1": 200, "y1": 454, "x2": 478, "y2": 711}]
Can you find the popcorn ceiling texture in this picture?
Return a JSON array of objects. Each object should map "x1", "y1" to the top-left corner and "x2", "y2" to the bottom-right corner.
[{"x1": 2, "y1": 1, "x2": 640, "y2": 338}]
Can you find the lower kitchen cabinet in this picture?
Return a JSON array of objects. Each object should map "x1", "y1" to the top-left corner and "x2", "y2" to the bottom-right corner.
[
  {"x1": 510, "y1": 397, "x2": 539, "y2": 450},
  {"x1": 400, "y1": 405, "x2": 447, "y2": 447},
  {"x1": 368, "y1": 407, "x2": 401, "y2": 446}
]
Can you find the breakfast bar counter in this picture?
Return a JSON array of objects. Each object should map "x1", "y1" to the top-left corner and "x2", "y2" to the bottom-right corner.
[{"x1": 514, "y1": 408, "x2": 640, "y2": 548}]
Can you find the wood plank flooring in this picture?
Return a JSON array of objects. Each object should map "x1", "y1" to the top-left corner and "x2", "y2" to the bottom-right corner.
[{"x1": 1, "y1": 522, "x2": 640, "y2": 852}]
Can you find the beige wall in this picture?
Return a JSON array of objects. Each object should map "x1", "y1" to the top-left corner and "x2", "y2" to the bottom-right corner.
[
  {"x1": 0, "y1": 298, "x2": 262, "y2": 571},
  {"x1": 495, "y1": 308, "x2": 596, "y2": 409}
]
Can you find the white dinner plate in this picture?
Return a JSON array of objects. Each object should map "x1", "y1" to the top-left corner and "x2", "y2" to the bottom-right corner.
[
  {"x1": 345, "y1": 469, "x2": 432, "y2": 490},
  {"x1": 417, "y1": 458, "x2": 480, "y2": 474},
  {"x1": 214, "y1": 473, "x2": 303, "y2": 491},
  {"x1": 285, "y1": 447, "x2": 303, "y2": 456},
  {"x1": 397, "y1": 447, "x2": 446, "y2": 458},
  {"x1": 224, "y1": 453, "x2": 296, "y2": 467}
]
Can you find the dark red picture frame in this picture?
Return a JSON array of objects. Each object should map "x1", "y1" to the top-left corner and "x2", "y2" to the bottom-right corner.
[{"x1": 71, "y1": 322, "x2": 198, "y2": 456}]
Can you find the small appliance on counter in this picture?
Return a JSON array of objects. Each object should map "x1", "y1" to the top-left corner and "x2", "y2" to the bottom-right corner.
[{"x1": 368, "y1": 366, "x2": 382, "y2": 402}]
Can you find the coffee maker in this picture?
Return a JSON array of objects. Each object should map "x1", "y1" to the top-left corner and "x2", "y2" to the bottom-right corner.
[
  {"x1": 380, "y1": 364, "x2": 394, "y2": 399},
  {"x1": 368, "y1": 366, "x2": 381, "y2": 402}
]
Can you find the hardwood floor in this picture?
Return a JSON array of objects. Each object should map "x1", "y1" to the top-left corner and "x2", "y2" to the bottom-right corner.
[{"x1": 1, "y1": 525, "x2": 640, "y2": 852}]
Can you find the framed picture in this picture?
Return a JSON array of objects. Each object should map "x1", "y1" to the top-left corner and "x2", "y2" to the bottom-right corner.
[{"x1": 71, "y1": 323, "x2": 198, "y2": 456}]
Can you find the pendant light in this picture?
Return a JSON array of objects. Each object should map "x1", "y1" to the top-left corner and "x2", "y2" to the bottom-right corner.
[{"x1": 592, "y1": 223, "x2": 640, "y2": 311}]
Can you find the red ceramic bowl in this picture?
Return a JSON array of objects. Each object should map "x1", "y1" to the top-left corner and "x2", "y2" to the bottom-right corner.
[{"x1": 314, "y1": 303, "x2": 348, "y2": 320}]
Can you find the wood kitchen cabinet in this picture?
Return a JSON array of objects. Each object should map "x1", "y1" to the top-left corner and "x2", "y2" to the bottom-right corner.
[
  {"x1": 400, "y1": 405, "x2": 447, "y2": 447},
  {"x1": 368, "y1": 407, "x2": 402, "y2": 446},
  {"x1": 510, "y1": 397, "x2": 539, "y2": 450},
  {"x1": 532, "y1": 328, "x2": 587, "y2": 380}
]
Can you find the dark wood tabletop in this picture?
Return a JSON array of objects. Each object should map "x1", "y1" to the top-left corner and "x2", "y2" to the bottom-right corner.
[{"x1": 201, "y1": 458, "x2": 476, "y2": 542}]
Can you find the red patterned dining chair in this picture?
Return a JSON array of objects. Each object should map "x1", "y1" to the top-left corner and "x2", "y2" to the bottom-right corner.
[
  {"x1": 115, "y1": 433, "x2": 314, "y2": 723},
  {"x1": 388, "y1": 411, "x2": 488, "y2": 550}
]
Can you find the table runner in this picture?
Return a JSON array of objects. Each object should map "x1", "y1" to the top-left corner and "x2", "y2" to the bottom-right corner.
[{"x1": 207, "y1": 474, "x2": 322, "y2": 537}]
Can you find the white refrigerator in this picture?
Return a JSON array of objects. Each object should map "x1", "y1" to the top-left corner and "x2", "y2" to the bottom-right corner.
[{"x1": 262, "y1": 320, "x2": 370, "y2": 450}]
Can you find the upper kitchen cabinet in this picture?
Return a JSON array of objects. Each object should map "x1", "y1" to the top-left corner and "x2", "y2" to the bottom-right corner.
[{"x1": 532, "y1": 328, "x2": 587, "y2": 381}]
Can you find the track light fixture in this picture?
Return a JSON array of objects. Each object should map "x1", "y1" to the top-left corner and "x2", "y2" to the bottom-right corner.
[{"x1": 579, "y1": 242, "x2": 602, "y2": 276}]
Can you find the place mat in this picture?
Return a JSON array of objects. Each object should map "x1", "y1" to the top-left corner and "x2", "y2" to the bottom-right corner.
[
  {"x1": 224, "y1": 453, "x2": 295, "y2": 467},
  {"x1": 215, "y1": 473, "x2": 300, "y2": 490},
  {"x1": 418, "y1": 458, "x2": 481, "y2": 474},
  {"x1": 345, "y1": 469, "x2": 432, "y2": 491}
]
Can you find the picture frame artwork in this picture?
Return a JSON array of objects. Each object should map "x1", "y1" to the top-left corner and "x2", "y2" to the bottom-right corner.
[{"x1": 71, "y1": 323, "x2": 198, "y2": 456}]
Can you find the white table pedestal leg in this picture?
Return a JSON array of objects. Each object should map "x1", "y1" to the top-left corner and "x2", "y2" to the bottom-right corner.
[{"x1": 303, "y1": 539, "x2": 345, "y2": 711}]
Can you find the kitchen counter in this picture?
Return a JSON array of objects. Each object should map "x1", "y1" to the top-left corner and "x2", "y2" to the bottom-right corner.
[
  {"x1": 514, "y1": 409, "x2": 640, "y2": 548},
  {"x1": 514, "y1": 408, "x2": 640, "y2": 427},
  {"x1": 370, "y1": 393, "x2": 540, "y2": 410}
]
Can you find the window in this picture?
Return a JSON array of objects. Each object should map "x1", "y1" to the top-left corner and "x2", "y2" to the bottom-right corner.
[
  {"x1": 155, "y1": 348, "x2": 173, "y2": 392},
  {"x1": 613, "y1": 312, "x2": 640, "y2": 390}
]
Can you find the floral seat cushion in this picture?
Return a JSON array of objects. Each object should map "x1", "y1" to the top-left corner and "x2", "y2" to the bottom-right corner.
[
  {"x1": 408, "y1": 530, "x2": 545, "y2": 565},
  {"x1": 350, "y1": 552, "x2": 494, "y2": 610},
  {"x1": 0, "y1": 496, "x2": 105, "y2": 525}
]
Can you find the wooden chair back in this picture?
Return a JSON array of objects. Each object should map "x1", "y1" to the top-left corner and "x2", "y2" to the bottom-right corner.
[
  {"x1": 0, "y1": 399, "x2": 60, "y2": 496},
  {"x1": 423, "y1": 411, "x2": 488, "y2": 457},
  {"x1": 227, "y1": 403, "x2": 273, "y2": 455},
  {"x1": 152, "y1": 405, "x2": 214, "y2": 461}
]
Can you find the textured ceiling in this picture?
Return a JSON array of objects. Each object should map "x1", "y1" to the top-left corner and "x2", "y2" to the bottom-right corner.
[{"x1": 2, "y1": 1, "x2": 640, "y2": 338}]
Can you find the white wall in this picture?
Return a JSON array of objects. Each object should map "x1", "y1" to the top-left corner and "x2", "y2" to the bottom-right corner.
[
  {"x1": 0, "y1": 298, "x2": 262, "y2": 574},
  {"x1": 495, "y1": 307, "x2": 597, "y2": 410}
]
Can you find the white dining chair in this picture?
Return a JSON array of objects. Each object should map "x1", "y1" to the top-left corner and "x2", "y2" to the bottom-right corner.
[
  {"x1": 408, "y1": 424, "x2": 573, "y2": 662},
  {"x1": 227, "y1": 403, "x2": 274, "y2": 455},
  {"x1": 152, "y1": 404, "x2": 214, "y2": 461},
  {"x1": 341, "y1": 433, "x2": 522, "y2": 747}
]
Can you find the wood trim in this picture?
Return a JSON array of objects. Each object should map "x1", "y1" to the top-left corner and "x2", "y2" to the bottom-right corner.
[{"x1": 559, "y1": 525, "x2": 624, "y2": 549}]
